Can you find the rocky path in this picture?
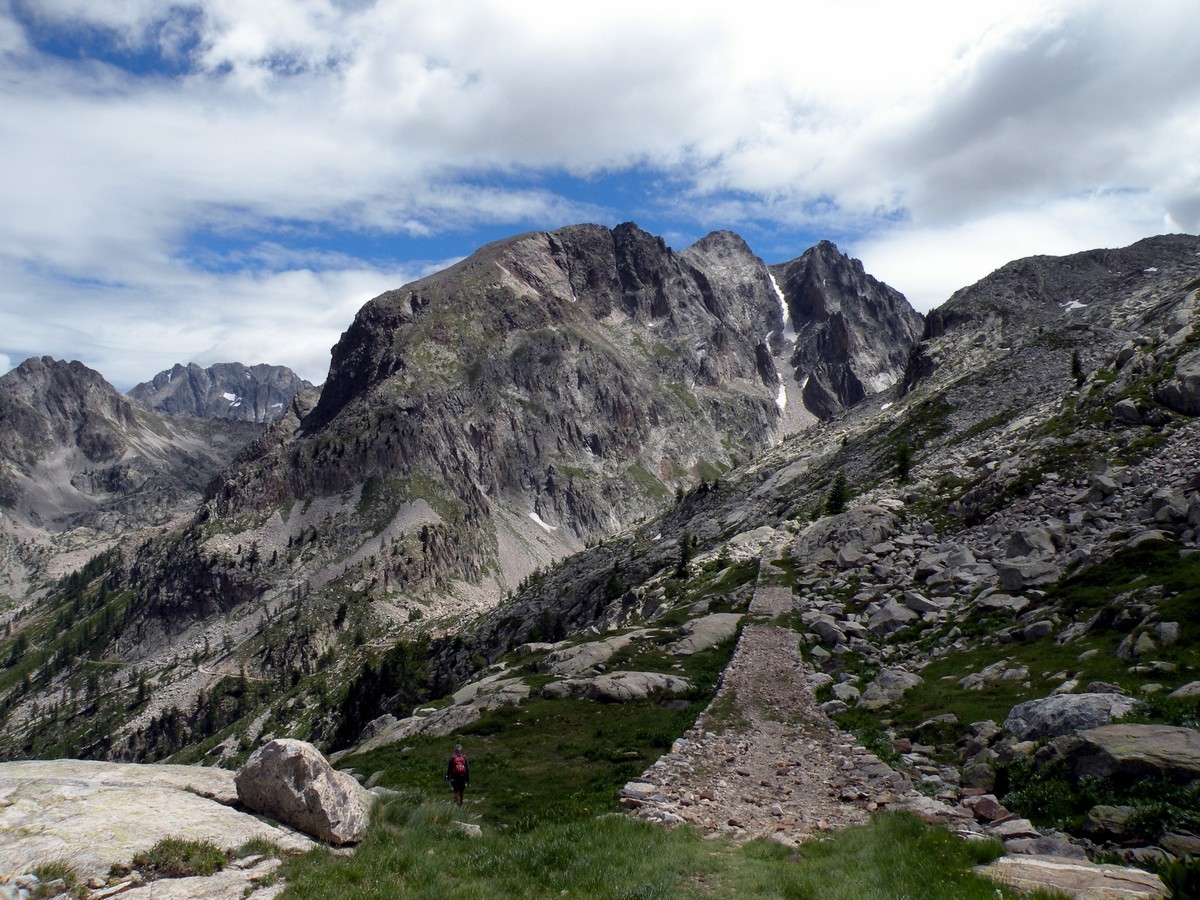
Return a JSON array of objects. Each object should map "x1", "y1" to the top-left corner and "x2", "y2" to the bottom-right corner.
[{"x1": 620, "y1": 569, "x2": 913, "y2": 843}]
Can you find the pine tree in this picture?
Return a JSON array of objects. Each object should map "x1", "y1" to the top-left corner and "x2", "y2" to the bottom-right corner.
[{"x1": 825, "y1": 470, "x2": 850, "y2": 516}]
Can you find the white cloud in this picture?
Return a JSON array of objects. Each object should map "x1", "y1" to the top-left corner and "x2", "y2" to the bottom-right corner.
[
  {"x1": 2, "y1": 1, "x2": 1199, "y2": 383},
  {"x1": 851, "y1": 191, "x2": 1167, "y2": 312}
]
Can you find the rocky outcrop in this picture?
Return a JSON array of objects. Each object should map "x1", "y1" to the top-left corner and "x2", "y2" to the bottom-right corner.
[
  {"x1": 857, "y1": 668, "x2": 924, "y2": 711},
  {"x1": 0, "y1": 759, "x2": 314, "y2": 881},
  {"x1": 974, "y1": 854, "x2": 1167, "y2": 899},
  {"x1": 1054, "y1": 724, "x2": 1200, "y2": 782},
  {"x1": 1005, "y1": 693, "x2": 1139, "y2": 741},
  {"x1": 129, "y1": 362, "x2": 316, "y2": 424},
  {"x1": 235, "y1": 739, "x2": 372, "y2": 845},
  {"x1": 542, "y1": 671, "x2": 692, "y2": 702}
]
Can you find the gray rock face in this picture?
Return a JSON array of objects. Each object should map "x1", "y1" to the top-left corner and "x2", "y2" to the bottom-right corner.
[
  {"x1": 771, "y1": 241, "x2": 924, "y2": 419},
  {"x1": 1156, "y1": 347, "x2": 1200, "y2": 415},
  {"x1": 235, "y1": 739, "x2": 372, "y2": 845},
  {"x1": 542, "y1": 671, "x2": 692, "y2": 702},
  {"x1": 0, "y1": 760, "x2": 314, "y2": 881},
  {"x1": 857, "y1": 668, "x2": 924, "y2": 711},
  {"x1": 1058, "y1": 724, "x2": 1200, "y2": 781},
  {"x1": 128, "y1": 362, "x2": 316, "y2": 423},
  {"x1": 670, "y1": 613, "x2": 742, "y2": 656},
  {"x1": 1005, "y1": 693, "x2": 1138, "y2": 741},
  {"x1": 0, "y1": 356, "x2": 259, "y2": 542}
]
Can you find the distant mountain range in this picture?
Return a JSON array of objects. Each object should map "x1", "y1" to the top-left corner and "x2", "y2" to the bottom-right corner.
[{"x1": 128, "y1": 362, "x2": 316, "y2": 424}]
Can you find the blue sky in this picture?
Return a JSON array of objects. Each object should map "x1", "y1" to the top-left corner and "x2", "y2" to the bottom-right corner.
[{"x1": 2, "y1": 1, "x2": 1199, "y2": 389}]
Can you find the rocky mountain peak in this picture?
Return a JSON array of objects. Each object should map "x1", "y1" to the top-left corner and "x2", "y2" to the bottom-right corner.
[
  {"x1": 128, "y1": 361, "x2": 315, "y2": 424},
  {"x1": 0, "y1": 356, "x2": 135, "y2": 465},
  {"x1": 771, "y1": 241, "x2": 924, "y2": 419}
]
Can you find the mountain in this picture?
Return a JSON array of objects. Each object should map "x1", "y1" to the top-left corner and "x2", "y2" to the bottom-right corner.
[
  {"x1": 773, "y1": 240, "x2": 923, "y2": 419},
  {"x1": 0, "y1": 222, "x2": 923, "y2": 762},
  {"x1": 3, "y1": 230, "x2": 1198, "y2": 885},
  {"x1": 0, "y1": 356, "x2": 262, "y2": 601},
  {"x1": 128, "y1": 362, "x2": 316, "y2": 424}
]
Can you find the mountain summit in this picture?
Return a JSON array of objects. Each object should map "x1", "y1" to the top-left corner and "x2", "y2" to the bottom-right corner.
[{"x1": 128, "y1": 362, "x2": 315, "y2": 424}]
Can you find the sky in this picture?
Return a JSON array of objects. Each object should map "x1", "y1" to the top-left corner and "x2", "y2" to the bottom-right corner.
[{"x1": 2, "y1": 1, "x2": 1199, "y2": 390}]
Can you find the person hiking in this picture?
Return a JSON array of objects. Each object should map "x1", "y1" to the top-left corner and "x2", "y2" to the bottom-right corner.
[{"x1": 446, "y1": 743, "x2": 469, "y2": 807}]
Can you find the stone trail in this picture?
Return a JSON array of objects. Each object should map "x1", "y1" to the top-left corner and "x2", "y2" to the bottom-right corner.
[{"x1": 620, "y1": 568, "x2": 913, "y2": 843}]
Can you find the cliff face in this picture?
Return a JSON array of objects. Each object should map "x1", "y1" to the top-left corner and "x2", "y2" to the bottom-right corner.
[
  {"x1": 222, "y1": 224, "x2": 792, "y2": 539},
  {"x1": 772, "y1": 241, "x2": 925, "y2": 419},
  {"x1": 128, "y1": 362, "x2": 315, "y2": 424},
  {"x1": 0, "y1": 357, "x2": 261, "y2": 599}
]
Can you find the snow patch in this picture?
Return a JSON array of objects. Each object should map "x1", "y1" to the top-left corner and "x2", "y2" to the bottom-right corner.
[
  {"x1": 529, "y1": 511, "x2": 558, "y2": 532},
  {"x1": 222, "y1": 392, "x2": 237, "y2": 401},
  {"x1": 270, "y1": 402, "x2": 284, "y2": 409},
  {"x1": 1064, "y1": 300, "x2": 1087, "y2": 311},
  {"x1": 1144, "y1": 267, "x2": 1158, "y2": 273},
  {"x1": 776, "y1": 381, "x2": 787, "y2": 413},
  {"x1": 880, "y1": 402, "x2": 893, "y2": 411},
  {"x1": 768, "y1": 272, "x2": 797, "y2": 343}
]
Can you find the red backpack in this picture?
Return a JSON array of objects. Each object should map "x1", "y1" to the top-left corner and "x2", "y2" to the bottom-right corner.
[{"x1": 451, "y1": 754, "x2": 467, "y2": 776}]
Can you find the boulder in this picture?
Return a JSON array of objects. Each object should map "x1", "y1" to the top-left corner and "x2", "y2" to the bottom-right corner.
[
  {"x1": 1168, "y1": 680, "x2": 1200, "y2": 699},
  {"x1": 791, "y1": 505, "x2": 898, "y2": 562},
  {"x1": 857, "y1": 668, "x2": 923, "y2": 711},
  {"x1": 995, "y1": 558, "x2": 1060, "y2": 591},
  {"x1": 543, "y1": 671, "x2": 692, "y2": 702},
  {"x1": 866, "y1": 599, "x2": 917, "y2": 637},
  {"x1": 975, "y1": 593, "x2": 1031, "y2": 615},
  {"x1": 670, "y1": 613, "x2": 742, "y2": 656},
  {"x1": 236, "y1": 739, "x2": 372, "y2": 845},
  {"x1": 1155, "y1": 347, "x2": 1200, "y2": 415},
  {"x1": 1081, "y1": 804, "x2": 1135, "y2": 839},
  {"x1": 974, "y1": 855, "x2": 1167, "y2": 899},
  {"x1": 809, "y1": 615, "x2": 847, "y2": 645},
  {"x1": 540, "y1": 632, "x2": 646, "y2": 677},
  {"x1": 1113, "y1": 398, "x2": 1142, "y2": 424},
  {"x1": 830, "y1": 682, "x2": 861, "y2": 703},
  {"x1": 1006, "y1": 527, "x2": 1057, "y2": 559},
  {"x1": 1059, "y1": 724, "x2": 1200, "y2": 782},
  {"x1": 1005, "y1": 693, "x2": 1138, "y2": 741}
]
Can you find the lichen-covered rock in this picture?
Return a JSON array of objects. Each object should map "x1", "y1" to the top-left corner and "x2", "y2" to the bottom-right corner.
[
  {"x1": 1005, "y1": 693, "x2": 1138, "y2": 741},
  {"x1": 857, "y1": 668, "x2": 923, "y2": 711},
  {"x1": 670, "y1": 614, "x2": 742, "y2": 656},
  {"x1": 235, "y1": 739, "x2": 371, "y2": 845},
  {"x1": 1057, "y1": 724, "x2": 1200, "y2": 782}
]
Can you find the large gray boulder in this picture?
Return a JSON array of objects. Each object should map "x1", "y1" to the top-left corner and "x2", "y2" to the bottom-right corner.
[
  {"x1": 1005, "y1": 693, "x2": 1138, "y2": 741},
  {"x1": 1058, "y1": 724, "x2": 1200, "y2": 781},
  {"x1": 236, "y1": 739, "x2": 372, "y2": 845},
  {"x1": 542, "y1": 671, "x2": 692, "y2": 702},
  {"x1": 1156, "y1": 347, "x2": 1200, "y2": 415},
  {"x1": 866, "y1": 599, "x2": 918, "y2": 637},
  {"x1": 995, "y1": 557, "x2": 1060, "y2": 591},
  {"x1": 857, "y1": 668, "x2": 924, "y2": 711},
  {"x1": 791, "y1": 505, "x2": 899, "y2": 564},
  {"x1": 540, "y1": 632, "x2": 647, "y2": 676},
  {"x1": 670, "y1": 613, "x2": 742, "y2": 656}
]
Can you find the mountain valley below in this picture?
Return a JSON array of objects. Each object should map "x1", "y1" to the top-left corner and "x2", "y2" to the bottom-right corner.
[{"x1": 2, "y1": 224, "x2": 1200, "y2": 898}]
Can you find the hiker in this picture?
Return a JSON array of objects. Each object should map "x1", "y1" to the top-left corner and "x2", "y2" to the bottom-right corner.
[{"x1": 446, "y1": 742, "x2": 470, "y2": 806}]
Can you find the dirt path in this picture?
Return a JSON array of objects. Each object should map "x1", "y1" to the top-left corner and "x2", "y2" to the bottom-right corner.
[{"x1": 621, "y1": 563, "x2": 913, "y2": 843}]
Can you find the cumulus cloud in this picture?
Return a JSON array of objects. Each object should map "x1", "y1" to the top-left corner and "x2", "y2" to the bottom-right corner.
[{"x1": 2, "y1": 0, "x2": 1199, "y2": 382}]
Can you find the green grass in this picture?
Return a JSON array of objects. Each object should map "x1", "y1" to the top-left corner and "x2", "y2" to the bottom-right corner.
[
  {"x1": 129, "y1": 837, "x2": 228, "y2": 879},
  {"x1": 338, "y1": 638, "x2": 736, "y2": 831},
  {"x1": 281, "y1": 798, "x2": 1034, "y2": 900}
]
